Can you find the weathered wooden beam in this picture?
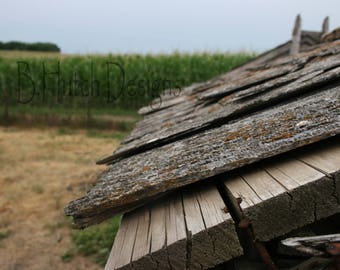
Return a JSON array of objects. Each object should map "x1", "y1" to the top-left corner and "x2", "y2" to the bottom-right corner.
[
  {"x1": 136, "y1": 39, "x2": 295, "y2": 117},
  {"x1": 224, "y1": 139, "x2": 340, "y2": 241},
  {"x1": 105, "y1": 140, "x2": 339, "y2": 270},
  {"x1": 290, "y1": 14, "x2": 302, "y2": 55},
  {"x1": 65, "y1": 86, "x2": 340, "y2": 228},
  {"x1": 98, "y1": 41, "x2": 340, "y2": 165},
  {"x1": 105, "y1": 183, "x2": 242, "y2": 270},
  {"x1": 322, "y1": 16, "x2": 330, "y2": 35}
]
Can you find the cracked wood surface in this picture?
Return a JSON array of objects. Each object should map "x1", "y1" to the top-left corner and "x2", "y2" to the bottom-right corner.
[
  {"x1": 224, "y1": 138, "x2": 340, "y2": 241},
  {"x1": 104, "y1": 183, "x2": 241, "y2": 270},
  {"x1": 105, "y1": 139, "x2": 339, "y2": 270},
  {"x1": 97, "y1": 40, "x2": 340, "y2": 165},
  {"x1": 65, "y1": 86, "x2": 340, "y2": 228}
]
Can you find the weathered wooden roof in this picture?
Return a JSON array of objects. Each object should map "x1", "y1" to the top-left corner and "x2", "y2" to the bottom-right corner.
[
  {"x1": 104, "y1": 138, "x2": 340, "y2": 270},
  {"x1": 65, "y1": 39, "x2": 340, "y2": 228}
]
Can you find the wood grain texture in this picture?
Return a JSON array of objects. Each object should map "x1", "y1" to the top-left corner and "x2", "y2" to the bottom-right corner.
[
  {"x1": 66, "y1": 86, "x2": 340, "y2": 228},
  {"x1": 98, "y1": 41, "x2": 340, "y2": 165},
  {"x1": 105, "y1": 140, "x2": 339, "y2": 270},
  {"x1": 105, "y1": 183, "x2": 241, "y2": 270},
  {"x1": 224, "y1": 139, "x2": 340, "y2": 241}
]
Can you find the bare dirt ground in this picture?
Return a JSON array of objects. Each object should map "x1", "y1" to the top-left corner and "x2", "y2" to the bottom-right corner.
[{"x1": 0, "y1": 126, "x2": 119, "y2": 270}]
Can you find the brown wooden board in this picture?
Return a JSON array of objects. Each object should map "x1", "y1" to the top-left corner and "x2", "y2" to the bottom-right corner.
[{"x1": 65, "y1": 86, "x2": 340, "y2": 228}]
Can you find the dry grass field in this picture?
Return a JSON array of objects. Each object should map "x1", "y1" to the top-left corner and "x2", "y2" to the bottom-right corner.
[{"x1": 0, "y1": 126, "x2": 120, "y2": 270}]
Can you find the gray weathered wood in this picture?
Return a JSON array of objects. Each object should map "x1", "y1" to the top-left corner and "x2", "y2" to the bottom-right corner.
[
  {"x1": 224, "y1": 139, "x2": 340, "y2": 241},
  {"x1": 65, "y1": 87, "x2": 340, "y2": 228},
  {"x1": 105, "y1": 183, "x2": 241, "y2": 270},
  {"x1": 322, "y1": 17, "x2": 330, "y2": 35},
  {"x1": 290, "y1": 15, "x2": 301, "y2": 55},
  {"x1": 105, "y1": 212, "x2": 138, "y2": 270},
  {"x1": 97, "y1": 41, "x2": 340, "y2": 165},
  {"x1": 105, "y1": 140, "x2": 339, "y2": 270}
]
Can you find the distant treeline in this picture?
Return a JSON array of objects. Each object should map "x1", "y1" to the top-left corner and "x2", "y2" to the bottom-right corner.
[{"x1": 0, "y1": 41, "x2": 60, "y2": 52}]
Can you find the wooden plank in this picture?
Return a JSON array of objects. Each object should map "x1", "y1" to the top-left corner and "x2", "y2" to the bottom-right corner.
[
  {"x1": 165, "y1": 194, "x2": 187, "y2": 270},
  {"x1": 106, "y1": 141, "x2": 339, "y2": 270},
  {"x1": 322, "y1": 17, "x2": 329, "y2": 35},
  {"x1": 195, "y1": 184, "x2": 243, "y2": 263},
  {"x1": 148, "y1": 202, "x2": 167, "y2": 269},
  {"x1": 240, "y1": 167, "x2": 287, "y2": 200},
  {"x1": 131, "y1": 206, "x2": 155, "y2": 269},
  {"x1": 137, "y1": 34, "x2": 302, "y2": 117},
  {"x1": 104, "y1": 212, "x2": 139, "y2": 270},
  {"x1": 104, "y1": 217, "x2": 126, "y2": 270},
  {"x1": 137, "y1": 37, "x2": 296, "y2": 117},
  {"x1": 225, "y1": 174, "x2": 262, "y2": 208},
  {"x1": 296, "y1": 141, "x2": 340, "y2": 175},
  {"x1": 106, "y1": 183, "x2": 241, "y2": 270},
  {"x1": 224, "y1": 141, "x2": 340, "y2": 241},
  {"x1": 66, "y1": 87, "x2": 340, "y2": 228},
  {"x1": 296, "y1": 140, "x2": 340, "y2": 215},
  {"x1": 117, "y1": 57, "x2": 340, "y2": 153},
  {"x1": 98, "y1": 44, "x2": 340, "y2": 165},
  {"x1": 182, "y1": 183, "x2": 243, "y2": 269},
  {"x1": 182, "y1": 188, "x2": 209, "y2": 270},
  {"x1": 290, "y1": 15, "x2": 302, "y2": 55}
]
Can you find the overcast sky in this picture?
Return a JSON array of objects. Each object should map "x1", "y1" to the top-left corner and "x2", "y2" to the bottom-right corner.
[{"x1": 1, "y1": 0, "x2": 340, "y2": 54}]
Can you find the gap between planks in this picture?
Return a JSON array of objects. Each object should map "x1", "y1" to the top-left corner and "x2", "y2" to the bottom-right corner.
[{"x1": 106, "y1": 138, "x2": 340, "y2": 270}]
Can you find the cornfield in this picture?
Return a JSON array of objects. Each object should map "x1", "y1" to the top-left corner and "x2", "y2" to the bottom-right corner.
[{"x1": 0, "y1": 51, "x2": 255, "y2": 117}]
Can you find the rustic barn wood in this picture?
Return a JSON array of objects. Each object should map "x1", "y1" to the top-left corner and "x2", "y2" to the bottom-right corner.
[
  {"x1": 224, "y1": 139, "x2": 340, "y2": 241},
  {"x1": 137, "y1": 39, "x2": 295, "y2": 117},
  {"x1": 290, "y1": 15, "x2": 302, "y2": 55},
  {"x1": 119, "y1": 38, "x2": 334, "y2": 150},
  {"x1": 104, "y1": 182, "x2": 241, "y2": 270},
  {"x1": 64, "y1": 21, "x2": 340, "y2": 270},
  {"x1": 97, "y1": 41, "x2": 340, "y2": 165},
  {"x1": 66, "y1": 86, "x2": 339, "y2": 228},
  {"x1": 104, "y1": 140, "x2": 339, "y2": 270},
  {"x1": 322, "y1": 17, "x2": 330, "y2": 35},
  {"x1": 137, "y1": 25, "x2": 328, "y2": 118}
]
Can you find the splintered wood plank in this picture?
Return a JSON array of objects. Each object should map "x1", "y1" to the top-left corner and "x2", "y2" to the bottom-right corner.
[
  {"x1": 137, "y1": 38, "x2": 294, "y2": 117},
  {"x1": 105, "y1": 212, "x2": 139, "y2": 270},
  {"x1": 183, "y1": 188, "x2": 210, "y2": 270},
  {"x1": 97, "y1": 42, "x2": 340, "y2": 165},
  {"x1": 104, "y1": 217, "x2": 126, "y2": 270},
  {"x1": 224, "y1": 140, "x2": 340, "y2": 241},
  {"x1": 195, "y1": 184, "x2": 243, "y2": 264},
  {"x1": 148, "y1": 202, "x2": 168, "y2": 269},
  {"x1": 131, "y1": 206, "x2": 154, "y2": 269},
  {"x1": 165, "y1": 194, "x2": 187, "y2": 270},
  {"x1": 106, "y1": 183, "x2": 242, "y2": 270},
  {"x1": 170, "y1": 183, "x2": 241, "y2": 270},
  {"x1": 290, "y1": 14, "x2": 301, "y2": 55},
  {"x1": 66, "y1": 87, "x2": 340, "y2": 228}
]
